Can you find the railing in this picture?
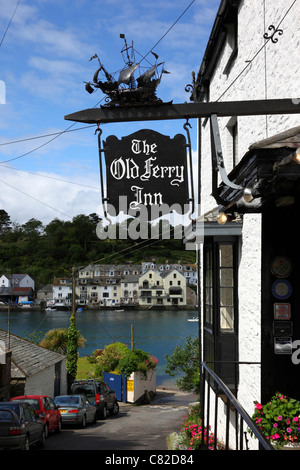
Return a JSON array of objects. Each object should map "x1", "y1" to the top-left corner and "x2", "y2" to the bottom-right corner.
[{"x1": 199, "y1": 361, "x2": 274, "y2": 450}]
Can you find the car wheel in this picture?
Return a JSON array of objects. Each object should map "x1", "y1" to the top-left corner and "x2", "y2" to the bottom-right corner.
[
  {"x1": 23, "y1": 435, "x2": 30, "y2": 451},
  {"x1": 100, "y1": 404, "x2": 108, "y2": 420},
  {"x1": 37, "y1": 428, "x2": 46, "y2": 448},
  {"x1": 44, "y1": 423, "x2": 49, "y2": 438},
  {"x1": 81, "y1": 414, "x2": 86, "y2": 428},
  {"x1": 110, "y1": 402, "x2": 119, "y2": 415}
]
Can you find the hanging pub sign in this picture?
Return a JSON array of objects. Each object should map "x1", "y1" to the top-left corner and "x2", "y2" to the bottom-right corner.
[{"x1": 101, "y1": 129, "x2": 192, "y2": 221}]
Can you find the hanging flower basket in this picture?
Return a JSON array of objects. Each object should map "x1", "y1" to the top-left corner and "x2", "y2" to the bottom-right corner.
[{"x1": 251, "y1": 392, "x2": 300, "y2": 449}]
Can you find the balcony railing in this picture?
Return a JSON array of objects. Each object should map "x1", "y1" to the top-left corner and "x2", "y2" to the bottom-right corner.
[{"x1": 200, "y1": 361, "x2": 274, "y2": 450}]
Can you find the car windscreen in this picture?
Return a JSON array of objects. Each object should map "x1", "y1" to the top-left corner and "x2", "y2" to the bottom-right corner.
[
  {"x1": 55, "y1": 396, "x2": 80, "y2": 405},
  {"x1": 0, "y1": 403, "x2": 20, "y2": 416},
  {"x1": 11, "y1": 399, "x2": 40, "y2": 410},
  {"x1": 71, "y1": 384, "x2": 94, "y2": 397},
  {"x1": 0, "y1": 410, "x2": 15, "y2": 421}
]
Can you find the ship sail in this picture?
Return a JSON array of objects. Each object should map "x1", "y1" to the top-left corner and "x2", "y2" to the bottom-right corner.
[
  {"x1": 118, "y1": 64, "x2": 138, "y2": 85},
  {"x1": 137, "y1": 66, "x2": 157, "y2": 85}
]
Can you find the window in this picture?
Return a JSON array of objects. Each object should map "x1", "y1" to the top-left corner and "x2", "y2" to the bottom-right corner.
[
  {"x1": 203, "y1": 237, "x2": 239, "y2": 389},
  {"x1": 204, "y1": 241, "x2": 237, "y2": 332},
  {"x1": 219, "y1": 244, "x2": 234, "y2": 331}
]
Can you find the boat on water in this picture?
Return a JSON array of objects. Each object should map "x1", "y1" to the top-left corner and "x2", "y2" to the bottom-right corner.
[
  {"x1": 45, "y1": 303, "x2": 70, "y2": 311},
  {"x1": 188, "y1": 317, "x2": 198, "y2": 322},
  {"x1": 84, "y1": 34, "x2": 170, "y2": 107}
]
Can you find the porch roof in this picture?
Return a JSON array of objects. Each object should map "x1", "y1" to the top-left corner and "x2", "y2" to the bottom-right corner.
[{"x1": 216, "y1": 125, "x2": 300, "y2": 214}]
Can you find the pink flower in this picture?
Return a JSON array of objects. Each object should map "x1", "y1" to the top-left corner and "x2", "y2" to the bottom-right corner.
[
  {"x1": 255, "y1": 403, "x2": 263, "y2": 410},
  {"x1": 287, "y1": 428, "x2": 292, "y2": 433},
  {"x1": 278, "y1": 416, "x2": 283, "y2": 421},
  {"x1": 293, "y1": 417, "x2": 299, "y2": 423},
  {"x1": 273, "y1": 423, "x2": 278, "y2": 427}
]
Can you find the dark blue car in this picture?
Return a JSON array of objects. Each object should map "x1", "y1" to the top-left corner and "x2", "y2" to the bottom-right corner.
[{"x1": 0, "y1": 402, "x2": 45, "y2": 450}]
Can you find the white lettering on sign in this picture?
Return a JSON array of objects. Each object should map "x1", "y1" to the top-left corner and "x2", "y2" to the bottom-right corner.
[
  {"x1": 105, "y1": 132, "x2": 189, "y2": 216},
  {"x1": 110, "y1": 154, "x2": 184, "y2": 186},
  {"x1": 130, "y1": 186, "x2": 163, "y2": 209}
]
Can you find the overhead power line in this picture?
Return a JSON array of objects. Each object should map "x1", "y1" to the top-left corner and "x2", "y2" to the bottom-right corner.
[{"x1": 0, "y1": 0, "x2": 21, "y2": 48}]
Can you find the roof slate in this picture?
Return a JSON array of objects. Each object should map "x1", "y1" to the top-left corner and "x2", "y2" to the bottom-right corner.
[{"x1": 0, "y1": 329, "x2": 65, "y2": 379}]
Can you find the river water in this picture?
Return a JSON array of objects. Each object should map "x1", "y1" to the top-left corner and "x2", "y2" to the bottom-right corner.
[{"x1": 0, "y1": 309, "x2": 198, "y2": 388}]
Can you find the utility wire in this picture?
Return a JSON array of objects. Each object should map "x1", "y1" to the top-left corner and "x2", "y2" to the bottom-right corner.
[
  {"x1": 0, "y1": 164, "x2": 99, "y2": 189},
  {"x1": 0, "y1": 0, "x2": 21, "y2": 48},
  {"x1": 216, "y1": 0, "x2": 297, "y2": 102},
  {"x1": 0, "y1": 125, "x2": 96, "y2": 147},
  {"x1": 0, "y1": 0, "x2": 197, "y2": 160},
  {"x1": 0, "y1": 178, "x2": 73, "y2": 219},
  {"x1": 139, "y1": 0, "x2": 197, "y2": 64}
]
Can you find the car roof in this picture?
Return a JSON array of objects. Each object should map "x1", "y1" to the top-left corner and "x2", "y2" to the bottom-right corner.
[
  {"x1": 10, "y1": 395, "x2": 50, "y2": 399},
  {"x1": 54, "y1": 395, "x2": 84, "y2": 399}
]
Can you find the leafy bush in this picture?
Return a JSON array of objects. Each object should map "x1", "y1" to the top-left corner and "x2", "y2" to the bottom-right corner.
[
  {"x1": 94, "y1": 342, "x2": 158, "y2": 378},
  {"x1": 165, "y1": 336, "x2": 200, "y2": 393}
]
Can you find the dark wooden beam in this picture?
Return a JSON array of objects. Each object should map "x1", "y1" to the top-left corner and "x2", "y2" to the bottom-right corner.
[{"x1": 65, "y1": 99, "x2": 300, "y2": 124}]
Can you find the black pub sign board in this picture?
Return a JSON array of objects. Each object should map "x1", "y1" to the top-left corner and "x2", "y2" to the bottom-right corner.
[{"x1": 103, "y1": 129, "x2": 189, "y2": 220}]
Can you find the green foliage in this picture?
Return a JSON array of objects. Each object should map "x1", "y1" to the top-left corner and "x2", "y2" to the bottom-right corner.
[
  {"x1": 95, "y1": 342, "x2": 129, "y2": 375},
  {"x1": 251, "y1": 392, "x2": 300, "y2": 448},
  {"x1": 40, "y1": 327, "x2": 86, "y2": 355},
  {"x1": 164, "y1": 336, "x2": 200, "y2": 393},
  {"x1": 117, "y1": 348, "x2": 158, "y2": 378},
  {"x1": 0, "y1": 211, "x2": 194, "y2": 289},
  {"x1": 66, "y1": 314, "x2": 80, "y2": 388},
  {"x1": 94, "y1": 342, "x2": 158, "y2": 378}
]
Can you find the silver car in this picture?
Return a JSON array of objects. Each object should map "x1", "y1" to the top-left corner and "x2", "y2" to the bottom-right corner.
[{"x1": 54, "y1": 394, "x2": 97, "y2": 428}]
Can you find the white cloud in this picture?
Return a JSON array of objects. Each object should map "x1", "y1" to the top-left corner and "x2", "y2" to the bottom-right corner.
[{"x1": 0, "y1": 165, "x2": 102, "y2": 225}]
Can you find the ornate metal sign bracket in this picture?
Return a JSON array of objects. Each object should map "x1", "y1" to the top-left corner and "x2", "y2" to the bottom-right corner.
[
  {"x1": 210, "y1": 114, "x2": 243, "y2": 204},
  {"x1": 95, "y1": 124, "x2": 110, "y2": 222},
  {"x1": 183, "y1": 118, "x2": 195, "y2": 216}
]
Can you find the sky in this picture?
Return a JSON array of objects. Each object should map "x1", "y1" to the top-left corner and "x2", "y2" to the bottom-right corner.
[{"x1": 0, "y1": 0, "x2": 220, "y2": 226}]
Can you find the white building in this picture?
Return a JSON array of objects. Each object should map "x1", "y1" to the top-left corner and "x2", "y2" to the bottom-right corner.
[
  {"x1": 139, "y1": 269, "x2": 186, "y2": 307},
  {"x1": 52, "y1": 278, "x2": 72, "y2": 306},
  {"x1": 187, "y1": 0, "x2": 300, "y2": 450},
  {"x1": 0, "y1": 274, "x2": 34, "y2": 290}
]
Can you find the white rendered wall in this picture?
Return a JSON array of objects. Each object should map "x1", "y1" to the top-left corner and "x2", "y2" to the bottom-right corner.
[{"x1": 199, "y1": 0, "x2": 300, "y2": 448}]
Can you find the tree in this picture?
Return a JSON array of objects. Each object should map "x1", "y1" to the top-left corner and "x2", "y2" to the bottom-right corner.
[
  {"x1": 66, "y1": 314, "x2": 80, "y2": 390},
  {"x1": 40, "y1": 327, "x2": 86, "y2": 355},
  {"x1": 0, "y1": 210, "x2": 11, "y2": 236},
  {"x1": 164, "y1": 336, "x2": 200, "y2": 393}
]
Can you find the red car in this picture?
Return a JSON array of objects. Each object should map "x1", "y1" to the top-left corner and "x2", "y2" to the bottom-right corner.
[{"x1": 10, "y1": 395, "x2": 61, "y2": 437}]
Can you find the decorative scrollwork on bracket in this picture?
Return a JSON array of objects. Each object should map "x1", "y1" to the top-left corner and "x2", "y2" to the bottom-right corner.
[{"x1": 263, "y1": 24, "x2": 283, "y2": 43}]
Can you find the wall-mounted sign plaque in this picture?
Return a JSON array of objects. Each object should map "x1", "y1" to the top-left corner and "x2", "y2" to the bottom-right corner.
[
  {"x1": 103, "y1": 129, "x2": 190, "y2": 220},
  {"x1": 270, "y1": 256, "x2": 292, "y2": 278},
  {"x1": 274, "y1": 337, "x2": 292, "y2": 355},
  {"x1": 274, "y1": 303, "x2": 291, "y2": 320},
  {"x1": 272, "y1": 279, "x2": 292, "y2": 300}
]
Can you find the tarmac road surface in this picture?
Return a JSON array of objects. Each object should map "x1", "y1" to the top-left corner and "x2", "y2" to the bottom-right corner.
[{"x1": 42, "y1": 387, "x2": 198, "y2": 451}]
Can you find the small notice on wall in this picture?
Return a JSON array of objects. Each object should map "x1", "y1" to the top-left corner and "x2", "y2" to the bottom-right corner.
[
  {"x1": 274, "y1": 303, "x2": 291, "y2": 320},
  {"x1": 274, "y1": 337, "x2": 292, "y2": 354},
  {"x1": 127, "y1": 379, "x2": 134, "y2": 391}
]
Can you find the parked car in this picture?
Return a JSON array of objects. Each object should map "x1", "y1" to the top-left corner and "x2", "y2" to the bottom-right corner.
[
  {"x1": 10, "y1": 395, "x2": 61, "y2": 437},
  {"x1": 70, "y1": 379, "x2": 119, "y2": 419},
  {"x1": 98, "y1": 381, "x2": 119, "y2": 416},
  {"x1": 54, "y1": 394, "x2": 97, "y2": 428},
  {"x1": 0, "y1": 402, "x2": 45, "y2": 450}
]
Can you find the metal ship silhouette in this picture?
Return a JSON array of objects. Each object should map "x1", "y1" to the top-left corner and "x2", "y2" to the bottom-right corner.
[{"x1": 84, "y1": 34, "x2": 170, "y2": 107}]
